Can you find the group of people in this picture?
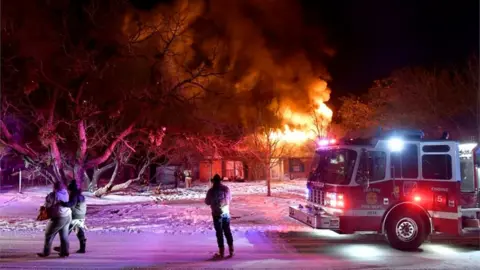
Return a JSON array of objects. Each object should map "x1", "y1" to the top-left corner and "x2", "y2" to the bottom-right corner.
[
  {"x1": 36, "y1": 174, "x2": 234, "y2": 260},
  {"x1": 37, "y1": 180, "x2": 87, "y2": 258}
]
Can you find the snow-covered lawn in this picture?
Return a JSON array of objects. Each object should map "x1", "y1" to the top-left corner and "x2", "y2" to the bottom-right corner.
[
  {"x1": 2, "y1": 179, "x2": 479, "y2": 269},
  {"x1": 0, "y1": 180, "x2": 309, "y2": 235}
]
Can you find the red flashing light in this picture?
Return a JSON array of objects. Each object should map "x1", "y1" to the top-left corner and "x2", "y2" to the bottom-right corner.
[
  {"x1": 413, "y1": 195, "x2": 421, "y2": 202},
  {"x1": 317, "y1": 138, "x2": 337, "y2": 147}
]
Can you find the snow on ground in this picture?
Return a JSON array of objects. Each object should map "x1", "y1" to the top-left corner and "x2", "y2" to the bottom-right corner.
[
  {"x1": 1, "y1": 179, "x2": 479, "y2": 269},
  {"x1": 0, "y1": 180, "x2": 308, "y2": 235}
]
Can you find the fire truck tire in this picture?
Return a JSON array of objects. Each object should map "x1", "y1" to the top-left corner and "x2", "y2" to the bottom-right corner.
[{"x1": 385, "y1": 211, "x2": 426, "y2": 251}]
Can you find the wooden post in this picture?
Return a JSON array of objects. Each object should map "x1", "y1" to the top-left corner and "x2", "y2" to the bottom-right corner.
[{"x1": 19, "y1": 169, "x2": 22, "y2": 193}]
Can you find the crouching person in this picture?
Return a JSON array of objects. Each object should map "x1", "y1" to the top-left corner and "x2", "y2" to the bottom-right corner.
[
  {"x1": 37, "y1": 181, "x2": 72, "y2": 258},
  {"x1": 54, "y1": 180, "x2": 87, "y2": 254},
  {"x1": 205, "y1": 174, "x2": 234, "y2": 258}
]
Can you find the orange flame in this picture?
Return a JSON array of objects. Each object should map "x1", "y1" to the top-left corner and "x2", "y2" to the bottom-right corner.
[{"x1": 269, "y1": 80, "x2": 333, "y2": 145}]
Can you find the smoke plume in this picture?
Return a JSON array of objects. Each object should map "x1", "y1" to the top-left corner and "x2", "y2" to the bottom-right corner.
[{"x1": 128, "y1": 0, "x2": 334, "y2": 132}]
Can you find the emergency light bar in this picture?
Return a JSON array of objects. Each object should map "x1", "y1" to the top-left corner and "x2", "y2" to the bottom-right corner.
[
  {"x1": 459, "y1": 143, "x2": 477, "y2": 152},
  {"x1": 381, "y1": 129, "x2": 424, "y2": 140},
  {"x1": 387, "y1": 137, "x2": 404, "y2": 152},
  {"x1": 316, "y1": 138, "x2": 337, "y2": 147},
  {"x1": 459, "y1": 142, "x2": 477, "y2": 158}
]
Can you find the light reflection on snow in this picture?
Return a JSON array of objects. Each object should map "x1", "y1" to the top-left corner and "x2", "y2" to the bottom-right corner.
[
  {"x1": 342, "y1": 244, "x2": 384, "y2": 258},
  {"x1": 422, "y1": 244, "x2": 459, "y2": 255},
  {"x1": 232, "y1": 237, "x2": 255, "y2": 248},
  {"x1": 311, "y1": 229, "x2": 346, "y2": 239}
]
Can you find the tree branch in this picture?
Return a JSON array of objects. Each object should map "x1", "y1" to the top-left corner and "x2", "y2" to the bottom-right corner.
[
  {"x1": 94, "y1": 159, "x2": 150, "y2": 197},
  {"x1": 0, "y1": 120, "x2": 38, "y2": 157},
  {"x1": 93, "y1": 161, "x2": 119, "y2": 197},
  {"x1": 85, "y1": 123, "x2": 135, "y2": 168}
]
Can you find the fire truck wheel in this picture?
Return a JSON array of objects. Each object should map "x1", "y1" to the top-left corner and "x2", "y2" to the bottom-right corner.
[{"x1": 385, "y1": 211, "x2": 426, "y2": 251}]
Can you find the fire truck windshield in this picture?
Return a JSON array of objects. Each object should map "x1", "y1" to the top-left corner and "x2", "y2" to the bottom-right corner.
[{"x1": 311, "y1": 149, "x2": 357, "y2": 185}]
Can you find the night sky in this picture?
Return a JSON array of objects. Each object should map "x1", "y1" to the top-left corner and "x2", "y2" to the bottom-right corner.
[
  {"x1": 131, "y1": 0, "x2": 479, "y2": 102},
  {"x1": 304, "y1": 0, "x2": 479, "y2": 100}
]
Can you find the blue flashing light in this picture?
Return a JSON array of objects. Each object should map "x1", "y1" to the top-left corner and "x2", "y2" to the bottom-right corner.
[{"x1": 388, "y1": 137, "x2": 404, "y2": 152}]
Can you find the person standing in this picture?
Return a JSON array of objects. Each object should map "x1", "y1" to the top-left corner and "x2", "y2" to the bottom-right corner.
[
  {"x1": 184, "y1": 169, "x2": 192, "y2": 188},
  {"x1": 37, "y1": 181, "x2": 72, "y2": 258},
  {"x1": 54, "y1": 180, "x2": 87, "y2": 254},
  {"x1": 204, "y1": 174, "x2": 234, "y2": 258},
  {"x1": 174, "y1": 168, "x2": 181, "y2": 189}
]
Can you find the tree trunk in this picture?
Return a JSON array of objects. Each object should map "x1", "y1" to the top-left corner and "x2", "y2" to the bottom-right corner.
[
  {"x1": 93, "y1": 162, "x2": 119, "y2": 197},
  {"x1": 74, "y1": 164, "x2": 86, "y2": 187},
  {"x1": 81, "y1": 171, "x2": 91, "y2": 191},
  {"x1": 75, "y1": 120, "x2": 88, "y2": 186},
  {"x1": 88, "y1": 162, "x2": 117, "y2": 192},
  {"x1": 49, "y1": 141, "x2": 68, "y2": 184},
  {"x1": 266, "y1": 162, "x2": 271, "y2": 197},
  {"x1": 94, "y1": 161, "x2": 149, "y2": 197}
]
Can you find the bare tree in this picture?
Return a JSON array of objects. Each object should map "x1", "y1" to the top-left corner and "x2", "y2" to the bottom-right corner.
[
  {"x1": 1, "y1": 0, "x2": 225, "y2": 191},
  {"x1": 237, "y1": 103, "x2": 294, "y2": 196},
  {"x1": 93, "y1": 127, "x2": 166, "y2": 197},
  {"x1": 336, "y1": 55, "x2": 478, "y2": 139}
]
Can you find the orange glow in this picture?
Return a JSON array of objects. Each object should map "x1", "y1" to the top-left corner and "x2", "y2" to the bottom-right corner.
[{"x1": 268, "y1": 81, "x2": 333, "y2": 145}]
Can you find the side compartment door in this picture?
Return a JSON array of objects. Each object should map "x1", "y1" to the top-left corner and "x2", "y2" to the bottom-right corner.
[{"x1": 421, "y1": 143, "x2": 461, "y2": 235}]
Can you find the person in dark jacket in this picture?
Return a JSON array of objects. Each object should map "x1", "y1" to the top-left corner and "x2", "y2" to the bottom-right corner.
[
  {"x1": 54, "y1": 180, "x2": 87, "y2": 254},
  {"x1": 205, "y1": 174, "x2": 234, "y2": 258},
  {"x1": 37, "y1": 181, "x2": 72, "y2": 258},
  {"x1": 174, "y1": 168, "x2": 181, "y2": 188}
]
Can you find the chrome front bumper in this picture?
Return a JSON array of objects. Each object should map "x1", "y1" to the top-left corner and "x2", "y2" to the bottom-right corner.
[{"x1": 289, "y1": 205, "x2": 340, "y2": 229}]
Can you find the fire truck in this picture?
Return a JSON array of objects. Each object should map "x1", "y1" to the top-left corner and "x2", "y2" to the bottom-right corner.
[{"x1": 289, "y1": 129, "x2": 480, "y2": 251}]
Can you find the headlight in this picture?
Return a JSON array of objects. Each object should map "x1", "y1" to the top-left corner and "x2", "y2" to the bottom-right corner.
[{"x1": 325, "y1": 192, "x2": 345, "y2": 208}]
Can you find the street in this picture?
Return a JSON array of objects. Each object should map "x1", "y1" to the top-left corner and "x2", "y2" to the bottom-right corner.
[
  {"x1": 1, "y1": 182, "x2": 479, "y2": 269},
  {"x1": 1, "y1": 229, "x2": 479, "y2": 269}
]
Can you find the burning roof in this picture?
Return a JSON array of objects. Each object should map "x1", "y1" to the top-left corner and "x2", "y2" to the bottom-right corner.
[{"x1": 123, "y1": 0, "x2": 335, "y2": 145}]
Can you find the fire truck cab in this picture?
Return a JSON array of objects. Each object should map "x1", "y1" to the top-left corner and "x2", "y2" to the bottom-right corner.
[{"x1": 289, "y1": 129, "x2": 480, "y2": 251}]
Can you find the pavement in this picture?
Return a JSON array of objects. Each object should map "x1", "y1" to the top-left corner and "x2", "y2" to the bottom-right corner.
[{"x1": 1, "y1": 229, "x2": 479, "y2": 269}]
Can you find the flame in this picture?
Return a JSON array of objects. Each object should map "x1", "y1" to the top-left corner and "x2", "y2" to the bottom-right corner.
[
  {"x1": 268, "y1": 80, "x2": 333, "y2": 145},
  {"x1": 121, "y1": 0, "x2": 334, "y2": 147},
  {"x1": 269, "y1": 125, "x2": 315, "y2": 143}
]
